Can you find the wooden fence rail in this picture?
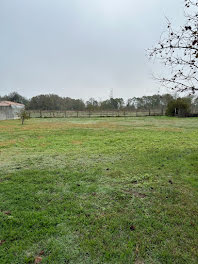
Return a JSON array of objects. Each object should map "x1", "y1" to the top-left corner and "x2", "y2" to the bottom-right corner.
[{"x1": 27, "y1": 109, "x2": 165, "y2": 118}]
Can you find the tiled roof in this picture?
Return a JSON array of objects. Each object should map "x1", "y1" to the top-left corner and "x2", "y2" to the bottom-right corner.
[{"x1": 0, "y1": 101, "x2": 24, "y2": 107}]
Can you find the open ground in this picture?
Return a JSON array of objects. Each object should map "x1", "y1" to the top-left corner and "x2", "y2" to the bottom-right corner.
[{"x1": 0, "y1": 117, "x2": 198, "y2": 264}]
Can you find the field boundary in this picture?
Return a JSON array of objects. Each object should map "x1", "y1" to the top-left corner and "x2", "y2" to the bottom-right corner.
[{"x1": 27, "y1": 109, "x2": 165, "y2": 118}]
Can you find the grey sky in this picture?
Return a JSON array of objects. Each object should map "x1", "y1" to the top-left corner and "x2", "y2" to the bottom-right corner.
[{"x1": 0, "y1": 0, "x2": 185, "y2": 100}]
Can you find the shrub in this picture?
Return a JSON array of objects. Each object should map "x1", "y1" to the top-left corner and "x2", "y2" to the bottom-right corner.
[
  {"x1": 18, "y1": 110, "x2": 30, "y2": 125},
  {"x1": 165, "y1": 98, "x2": 191, "y2": 117}
]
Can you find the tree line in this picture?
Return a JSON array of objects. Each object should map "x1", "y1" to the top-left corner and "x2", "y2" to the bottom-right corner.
[{"x1": 1, "y1": 91, "x2": 198, "y2": 112}]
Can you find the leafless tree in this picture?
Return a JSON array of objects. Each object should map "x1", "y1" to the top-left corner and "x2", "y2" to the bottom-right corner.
[{"x1": 149, "y1": 0, "x2": 198, "y2": 94}]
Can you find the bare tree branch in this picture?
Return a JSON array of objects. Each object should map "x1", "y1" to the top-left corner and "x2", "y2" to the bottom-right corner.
[{"x1": 148, "y1": 0, "x2": 198, "y2": 94}]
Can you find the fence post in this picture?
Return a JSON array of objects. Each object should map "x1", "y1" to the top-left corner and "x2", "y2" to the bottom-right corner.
[
  {"x1": 149, "y1": 109, "x2": 151, "y2": 116},
  {"x1": 77, "y1": 111, "x2": 79, "y2": 118},
  {"x1": 40, "y1": 110, "x2": 42, "y2": 118}
]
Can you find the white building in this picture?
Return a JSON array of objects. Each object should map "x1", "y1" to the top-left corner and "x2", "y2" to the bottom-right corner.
[{"x1": 0, "y1": 101, "x2": 25, "y2": 120}]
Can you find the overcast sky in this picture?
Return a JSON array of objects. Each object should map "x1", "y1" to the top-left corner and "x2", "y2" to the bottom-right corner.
[{"x1": 0, "y1": 0, "x2": 185, "y2": 100}]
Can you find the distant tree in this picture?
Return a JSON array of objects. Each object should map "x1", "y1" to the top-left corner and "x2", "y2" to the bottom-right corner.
[
  {"x1": 28, "y1": 94, "x2": 63, "y2": 110},
  {"x1": 28, "y1": 95, "x2": 48, "y2": 110},
  {"x1": 126, "y1": 94, "x2": 174, "y2": 110},
  {"x1": 100, "y1": 98, "x2": 124, "y2": 110},
  {"x1": 160, "y1": 94, "x2": 174, "y2": 107},
  {"x1": 62, "y1": 97, "x2": 75, "y2": 110},
  {"x1": 166, "y1": 98, "x2": 191, "y2": 116},
  {"x1": 18, "y1": 110, "x2": 30, "y2": 125},
  {"x1": 27, "y1": 94, "x2": 86, "y2": 111},
  {"x1": 100, "y1": 99, "x2": 112, "y2": 110},
  {"x1": 114, "y1": 98, "x2": 124, "y2": 109},
  {"x1": 109, "y1": 98, "x2": 118, "y2": 109},
  {"x1": 126, "y1": 98, "x2": 136, "y2": 110},
  {"x1": 86, "y1": 98, "x2": 99, "y2": 111},
  {"x1": 149, "y1": 0, "x2": 198, "y2": 94},
  {"x1": 72, "y1": 99, "x2": 85, "y2": 111},
  {"x1": 1, "y1": 92, "x2": 29, "y2": 106}
]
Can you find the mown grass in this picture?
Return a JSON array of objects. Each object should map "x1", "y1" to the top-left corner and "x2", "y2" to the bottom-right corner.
[{"x1": 0, "y1": 117, "x2": 198, "y2": 264}]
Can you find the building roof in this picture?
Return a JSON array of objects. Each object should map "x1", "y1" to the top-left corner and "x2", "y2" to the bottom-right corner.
[{"x1": 0, "y1": 101, "x2": 24, "y2": 107}]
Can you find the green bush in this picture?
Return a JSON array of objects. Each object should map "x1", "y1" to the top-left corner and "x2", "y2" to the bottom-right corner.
[
  {"x1": 165, "y1": 98, "x2": 191, "y2": 117},
  {"x1": 18, "y1": 110, "x2": 30, "y2": 125}
]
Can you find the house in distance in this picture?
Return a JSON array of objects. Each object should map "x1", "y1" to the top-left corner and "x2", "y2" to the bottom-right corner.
[{"x1": 0, "y1": 101, "x2": 25, "y2": 120}]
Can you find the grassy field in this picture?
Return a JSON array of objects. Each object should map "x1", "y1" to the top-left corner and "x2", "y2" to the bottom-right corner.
[{"x1": 0, "y1": 117, "x2": 198, "y2": 264}]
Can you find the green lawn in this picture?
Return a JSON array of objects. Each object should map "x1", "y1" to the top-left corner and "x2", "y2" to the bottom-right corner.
[{"x1": 0, "y1": 117, "x2": 198, "y2": 264}]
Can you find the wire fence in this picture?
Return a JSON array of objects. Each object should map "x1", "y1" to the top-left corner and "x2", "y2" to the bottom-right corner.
[{"x1": 27, "y1": 109, "x2": 165, "y2": 118}]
